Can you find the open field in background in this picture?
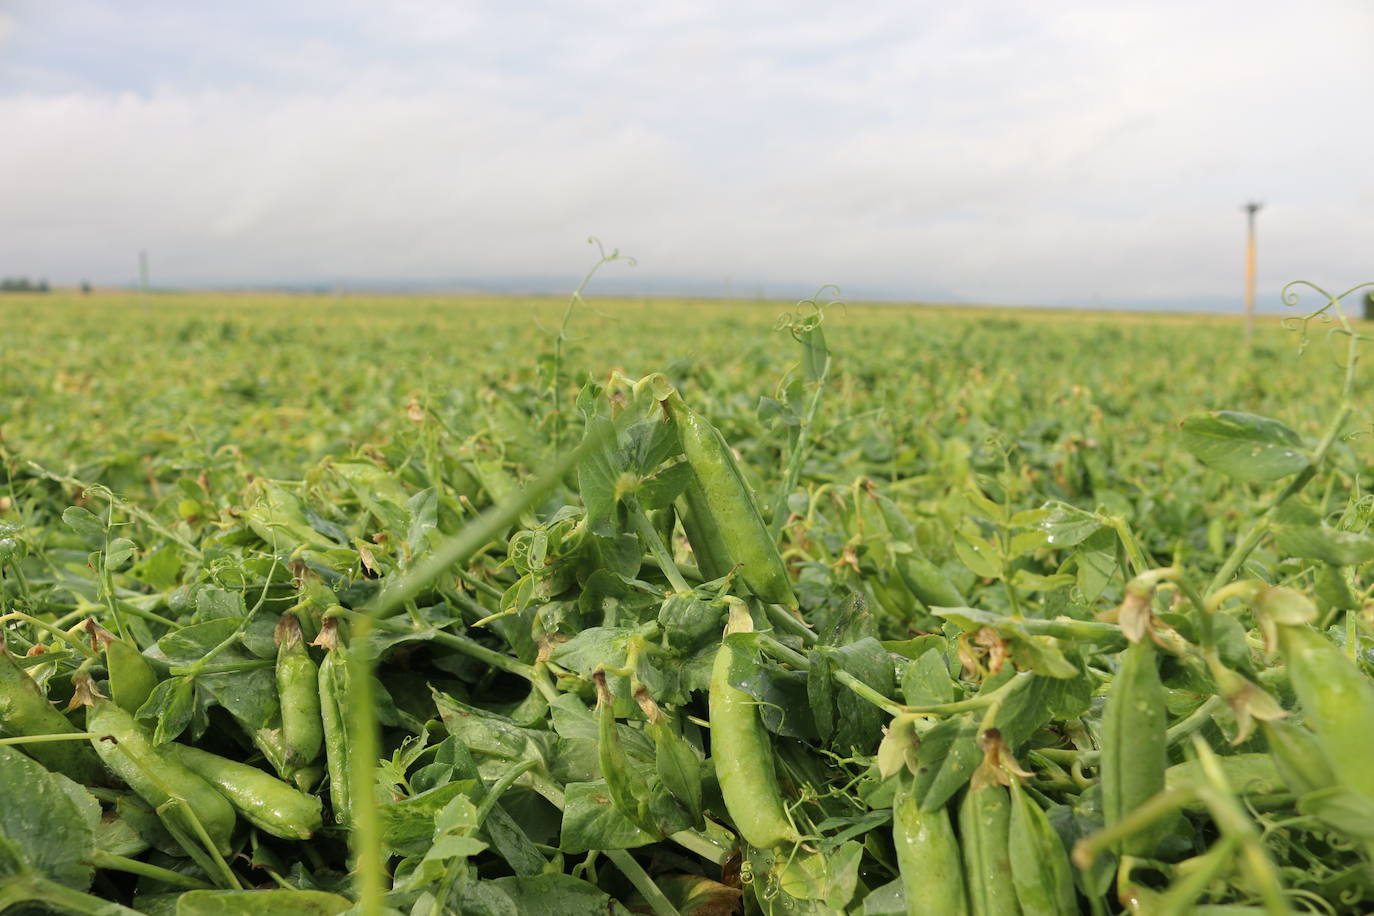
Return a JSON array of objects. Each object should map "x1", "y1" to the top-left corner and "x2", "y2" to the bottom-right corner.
[
  {"x1": 3, "y1": 289, "x2": 1358, "y2": 486},
  {"x1": 4, "y1": 286, "x2": 1374, "y2": 914}
]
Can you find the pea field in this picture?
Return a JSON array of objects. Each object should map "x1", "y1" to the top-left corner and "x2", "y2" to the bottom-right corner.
[{"x1": 3, "y1": 279, "x2": 1374, "y2": 916}]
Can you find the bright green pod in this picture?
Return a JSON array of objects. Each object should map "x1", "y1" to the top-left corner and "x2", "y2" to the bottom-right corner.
[
  {"x1": 84, "y1": 688, "x2": 236, "y2": 854},
  {"x1": 677, "y1": 476, "x2": 733, "y2": 582},
  {"x1": 1259, "y1": 720, "x2": 1336, "y2": 797},
  {"x1": 594, "y1": 672, "x2": 655, "y2": 833},
  {"x1": 275, "y1": 613, "x2": 323, "y2": 766},
  {"x1": 1007, "y1": 780, "x2": 1074, "y2": 916},
  {"x1": 315, "y1": 619, "x2": 352, "y2": 828},
  {"x1": 0, "y1": 646, "x2": 106, "y2": 785},
  {"x1": 667, "y1": 394, "x2": 796, "y2": 608},
  {"x1": 959, "y1": 785, "x2": 1020, "y2": 916},
  {"x1": 894, "y1": 552, "x2": 967, "y2": 611},
  {"x1": 1100, "y1": 638, "x2": 1167, "y2": 856},
  {"x1": 894, "y1": 777, "x2": 969, "y2": 916},
  {"x1": 709, "y1": 600, "x2": 800, "y2": 849},
  {"x1": 1277, "y1": 624, "x2": 1374, "y2": 801},
  {"x1": 96, "y1": 630, "x2": 158, "y2": 716},
  {"x1": 167, "y1": 743, "x2": 323, "y2": 840}
]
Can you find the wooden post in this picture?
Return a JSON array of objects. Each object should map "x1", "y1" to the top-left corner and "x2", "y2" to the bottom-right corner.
[
  {"x1": 1243, "y1": 202, "x2": 1262, "y2": 341},
  {"x1": 139, "y1": 250, "x2": 150, "y2": 307}
]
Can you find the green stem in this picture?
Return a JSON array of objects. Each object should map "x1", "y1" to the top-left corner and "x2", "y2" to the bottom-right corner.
[
  {"x1": 91, "y1": 850, "x2": 214, "y2": 889},
  {"x1": 0, "y1": 612, "x2": 97, "y2": 657},
  {"x1": 757, "y1": 633, "x2": 811, "y2": 670},
  {"x1": 834, "y1": 668, "x2": 1035, "y2": 717},
  {"x1": 346, "y1": 615, "x2": 386, "y2": 916},
  {"x1": 631, "y1": 503, "x2": 691, "y2": 595},
  {"x1": 1165, "y1": 695, "x2": 1226, "y2": 747},
  {"x1": 168, "y1": 660, "x2": 273, "y2": 676},
  {"x1": 1208, "y1": 402, "x2": 1354, "y2": 595},
  {"x1": 1108, "y1": 517, "x2": 1153, "y2": 576},
  {"x1": 1072, "y1": 786, "x2": 1197, "y2": 869},
  {"x1": 453, "y1": 566, "x2": 505, "y2": 601},
  {"x1": 1190, "y1": 737, "x2": 1292, "y2": 916},
  {"x1": 0, "y1": 872, "x2": 144, "y2": 915},
  {"x1": 1153, "y1": 837, "x2": 1241, "y2": 916},
  {"x1": 668, "y1": 826, "x2": 731, "y2": 865},
  {"x1": 770, "y1": 364, "x2": 829, "y2": 538},
  {"x1": 426, "y1": 629, "x2": 556, "y2": 700},
  {"x1": 179, "y1": 577, "x2": 278, "y2": 676},
  {"x1": 474, "y1": 758, "x2": 539, "y2": 824},
  {"x1": 606, "y1": 849, "x2": 682, "y2": 916},
  {"x1": 0, "y1": 732, "x2": 99, "y2": 746},
  {"x1": 763, "y1": 602, "x2": 816, "y2": 646}
]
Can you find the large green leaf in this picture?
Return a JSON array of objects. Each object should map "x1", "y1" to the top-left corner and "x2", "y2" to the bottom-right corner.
[
  {"x1": 1180, "y1": 411, "x2": 1309, "y2": 482},
  {"x1": 0, "y1": 746, "x2": 99, "y2": 890},
  {"x1": 490, "y1": 874, "x2": 633, "y2": 915},
  {"x1": 558, "y1": 782, "x2": 656, "y2": 854},
  {"x1": 1274, "y1": 524, "x2": 1374, "y2": 566},
  {"x1": 176, "y1": 890, "x2": 353, "y2": 915}
]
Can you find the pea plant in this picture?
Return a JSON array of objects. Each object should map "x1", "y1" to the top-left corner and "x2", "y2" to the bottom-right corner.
[{"x1": 1, "y1": 274, "x2": 1374, "y2": 915}]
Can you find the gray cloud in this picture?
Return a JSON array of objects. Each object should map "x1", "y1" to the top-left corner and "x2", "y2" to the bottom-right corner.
[{"x1": 1, "y1": 0, "x2": 1371, "y2": 306}]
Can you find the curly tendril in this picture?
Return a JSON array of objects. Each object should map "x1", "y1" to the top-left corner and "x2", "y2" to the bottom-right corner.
[
  {"x1": 775, "y1": 284, "x2": 845, "y2": 341},
  {"x1": 1280, "y1": 280, "x2": 1374, "y2": 354}
]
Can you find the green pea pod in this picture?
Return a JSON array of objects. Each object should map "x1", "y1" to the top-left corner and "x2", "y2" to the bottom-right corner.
[
  {"x1": 677, "y1": 476, "x2": 733, "y2": 582},
  {"x1": 639, "y1": 690, "x2": 704, "y2": 830},
  {"x1": 0, "y1": 645, "x2": 106, "y2": 785},
  {"x1": 1277, "y1": 624, "x2": 1374, "y2": 801},
  {"x1": 667, "y1": 393, "x2": 796, "y2": 608},
  {"x1": 894, "y1": 776, "x2": 969, "y2": 916},
  {"x1": 594, "y1": 671, "x2": 657, "y2": 832},
  {"x1": 867, "y1": 572, "x2": 917, "y2": 619},
  {"x1": 872, "y1": 492, "x2": 968, "y2": 608},
  {"x1": 167, "y1": 743, "x2": 323, "y2": 840},
  {"x1": 1007, "y1": 780, "x2": 1074, "y2": 916},
  {"x1": 82, "y1": 680, "x2": 236, "y2": 855},
  {"x1": 314, "y1": 618, "x2": 353, "y2": 827},
  {"x1": 893, "y1": 551, "x2": 967, "y2": 610},
  {"x1": 275, "y1": 613, "x2": 323, "y2": 766},
  {"x1": 709, "y1": 599, "x2": 800, "y2": 849},
  {"x1": 959, "y1": 785, "x2": 1020, "y2": 916},
  {"x1": 1259, "y1": 720, "x2": 1336, "y2": 797},
  {"x1": 93, "y1": 626, "x2": 158, "y2": 715},
  {"x1": 290, "y1": 764, "x2": 325, "y2": 792},
  {"x1": 1100, "y1": 638, "x2": 1167, "y2": 856}
]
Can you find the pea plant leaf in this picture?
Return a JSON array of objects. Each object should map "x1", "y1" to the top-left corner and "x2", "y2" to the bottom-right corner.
[
  {"x1": 175, "y1": 890, "x2": 355, "y2": 915},
  {"x1": 1180, "y1": 411, "x2": 1310, "y2": 482},
  {"x1": 0, "y1": 746, "x2": 99, "y2": 890},
  {"x1": 1273, "y1": 523, "x2": 1374, "y2": 566}
]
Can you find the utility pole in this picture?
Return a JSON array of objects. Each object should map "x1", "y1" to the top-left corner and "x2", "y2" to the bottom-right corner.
[
  {"x1": 138, "y1": 249, "x2": 151, "y2": 307},
  {"x1": 1243, "y1": 202, "x2": 1262, "y2": 341}
]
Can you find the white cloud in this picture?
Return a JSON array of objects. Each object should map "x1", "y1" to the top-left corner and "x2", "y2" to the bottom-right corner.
[{"x1": 1, "y1": 0, "x2": 1371, "y2": 304}]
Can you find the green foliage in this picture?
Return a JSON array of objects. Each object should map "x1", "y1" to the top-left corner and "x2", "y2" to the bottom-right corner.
[{"x1": 2, "y1": 282, "x2": 1374, "y2": 913}]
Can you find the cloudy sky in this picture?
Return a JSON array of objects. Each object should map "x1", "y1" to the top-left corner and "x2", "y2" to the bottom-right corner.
[{"x1": 2, "y1": 1, "x2": 1371, "y2": 307}]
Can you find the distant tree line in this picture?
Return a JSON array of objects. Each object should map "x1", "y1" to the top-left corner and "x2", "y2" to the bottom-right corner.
[
  {"x1": 1, "y1": 277, "x2": 50, "y2": 292},
  {"x1": 0, "y1": 278, "x2": 96, "y2": 293}
]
